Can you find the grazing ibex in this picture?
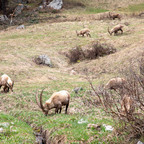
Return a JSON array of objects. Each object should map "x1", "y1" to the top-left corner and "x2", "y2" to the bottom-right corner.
[
  {"x1": 36, "y1": 89, "x2": 70, "y2": 116},
  {"x1": 121, "y1": 95, "x2": 134, "y2": 115},
  {"x1": 76, "y1": 28, "x2": 91, "y2": 37},
  {"x1": 109, "y1": 12, "x2": 121, "y2": 20},
  {"x1": 105, "y1": 77, "x2": 126, "y2": 90},
  {"x1": 108, "y1": 24, "x2": 124, "y2": 35},
  {"x1": 0, "y1": 74, "x2": 14, "y2": 92}
]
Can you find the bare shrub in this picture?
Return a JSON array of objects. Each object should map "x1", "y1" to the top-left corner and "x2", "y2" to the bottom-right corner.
[
  {"x1": 84, "y1": 42, "x2": 116, "y2": 59},
  {"x1": 139, "y1": 52, "x2": 144, "y2": 76},
  {"x1": 86, "y1": 62, "x2": 144, "y2": 141},
  {"x1": 82, "y1": 90, "x2": 100, "y2": 107},
  {"x1": 65, "y1": 42, "x2": 116, "y2": 63},
  {"x1": 65, "y1": 46, "x2": 84, "y2": 63}
]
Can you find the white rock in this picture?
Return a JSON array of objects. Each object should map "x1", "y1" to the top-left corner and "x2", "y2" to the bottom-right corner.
[
  {"x1": 48, "y1": 0, "x2": 63, "y2": 10},
  {"x1": 0, "y1": 122, "x2": 9, "y2": 128},
  {"x1": 70, "y1": 70, "x2": 77, "y2": 75},
  {"x1": 103, "y1": 124, "x2": 114, "y2": 131},
  {"x1": 39, "y1": 5, "x2": 44, "y2": 9},
  {"x1": 137, "y1": 141, "x2": 144, "y2": 144},
  {"x1": 0, "y1": 128, "x2": 4, "y2": 133},
  {"x1": 0, "y1": 15, "x2": 9, "y2": 21},
  {"x1": 16, "y1": 25, "x2": 25, "y2": 29},
  {"x1": 78, "y1": 118, "x2": 88, "y2": 124}
]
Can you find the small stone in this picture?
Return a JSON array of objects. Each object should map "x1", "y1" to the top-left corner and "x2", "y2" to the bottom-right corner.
[
  {"x1": 73, "y1": 87, "x2": 83, "y2": 94},
  {"x1": 137, "y1": 141, "x2": 144, "y2": 144},
  {"x1": 16, "y1": 25, "x2": 25, "y2": 29},
  {"x1": 0, "y1": 128, "x2": 4, "y2": 133},
  {"x1": 0, "y1": 122, "x2": 9, "y2": 128},
  {"x1": 103, "y1": 124, "x2": 114, "y2": 131},
  {"x1": 70, "y1": 70, "x2": 77, "y2": 75},
  {"x1": 78, "y1": 118, "x2": 88, "y2": 124},
  {"x1": 38, "y1": 5, "x2": 43, "y2": 9}
]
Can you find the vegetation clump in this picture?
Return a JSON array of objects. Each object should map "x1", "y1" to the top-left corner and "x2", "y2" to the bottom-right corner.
[{"x1": 65, "y1": 42, "x2": 116, "y2": 63}]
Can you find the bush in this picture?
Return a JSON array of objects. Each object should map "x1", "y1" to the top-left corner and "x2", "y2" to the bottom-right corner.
[
  {"x1": 83, "y1": 42, "x2": 116, "y2": 59},
  {"x1": 86, "y1": 62, "x2": 144, "y2": 142},
  {"x1": 65, "y1": 42, "x2": 116, "y2": 63},
  {"x1": 65, "y1": 46, "x2": 84, "y2": 63}
]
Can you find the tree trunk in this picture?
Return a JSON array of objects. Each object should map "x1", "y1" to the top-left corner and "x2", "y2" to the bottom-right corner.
[
  {"x1": 0, "y1": 0, "x2": 7, "y2": 14},
  {"x1": 48, "y1": 0, "x2": 63, "y2": 10}
]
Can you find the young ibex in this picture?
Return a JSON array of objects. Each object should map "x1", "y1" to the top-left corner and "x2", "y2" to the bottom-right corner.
[
  {"x1": 105, "y1": 77, "x2": 126, "y2": 90},
  {"x1": 0, "y1": 74, "x2": 14, "y2": 92},
  {"x1": 76, "y1": 28, "x2": 91, "y2": 37},
  {"x1": 109, "y1": 12, "x2": 121, "y2": 20},
  {"x1": 108, "y1": 24, "x2": 124, "y2": 35},
  {"x1": 36, "y1": 89, "x2": 70, "y2": 116},
  {"x1": 121, "y1": 95, "x2": 134, "y2": 115}
]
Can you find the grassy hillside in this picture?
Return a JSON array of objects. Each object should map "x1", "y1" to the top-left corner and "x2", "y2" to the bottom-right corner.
[{"x1": 0, "y1": 0, "x2": 144, "y2": 143}]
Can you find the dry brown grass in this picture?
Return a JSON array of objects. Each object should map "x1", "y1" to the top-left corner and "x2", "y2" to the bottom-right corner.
[{"x1": 0, "y1": 12, "x2": 144, "y2": 90}]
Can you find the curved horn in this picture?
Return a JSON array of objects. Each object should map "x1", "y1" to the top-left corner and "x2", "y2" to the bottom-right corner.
[
  {"x1": 35, "y1": 90, "x2": 41, "y2": 109},
  {"x1": 108, "y1": 27, "x2": 111, "y2": 35},
  {"x1": 76, "y1": 30, "x2": 78, "y2": 36},
  {"x1": 109, "y1": 12, "x2": 111, "y2": 18},
  {"x1": 6, "y1": 81, "x2": 13, "y2": 92},
  {"x1": 39, "y1": 89, "x2": 46, "y2": 113}
]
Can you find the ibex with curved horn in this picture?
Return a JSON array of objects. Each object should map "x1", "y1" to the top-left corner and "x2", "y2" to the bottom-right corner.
[{"x1": 36, "y1": 89, "x2": 70, "y2": 116}]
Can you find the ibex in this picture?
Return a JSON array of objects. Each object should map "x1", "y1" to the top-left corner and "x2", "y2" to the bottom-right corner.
[
  {"x1": 121, "y1": 95, "x2": 134, "y2": 115},
  {"x1": 109, "y1": 12, "x2": 121, "y2": 20},
  {"x1": 76, "y1": 28, "x2": 91, "y2": 37},
  {"x1": 0, "y1": 74, "x2": 14, "y2": 92},
  {"x1": 36, "y1": 89, "x2": 70, "y2": 116},
  {"x1": 105, "y1": 77, "x2": 126, "y2": 90},
  {"x1": 108, "y1": 24, "x2": 124, "y2": 35}
]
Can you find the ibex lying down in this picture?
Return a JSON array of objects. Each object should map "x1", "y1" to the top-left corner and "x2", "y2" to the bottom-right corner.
[
  {"x1": 105, "y1": 77, "x2": 126, "y2": 90},
  {"x1": 108, "y1": 24, "x2": 124, "y2": 35},
  {"x1": 36, "y1": 89, "x2": 70, "y2": 116},
  {"x1": 109, "y1": 12, "x2": 121, "y2": 20},
  {"x1": 0, "y1": 74, "x2": 14, "y2": 92},
  {"x1": 121, "y1": 95, "x2": 134, "y2": 115},
  {"x1": 76, "y1": 28, "x2": 91, "y2": 37}
]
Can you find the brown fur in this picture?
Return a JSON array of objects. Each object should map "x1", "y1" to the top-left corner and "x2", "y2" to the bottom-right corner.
[
  {"x1": 76, "y1": 28, "x2": 91, "y2": 37},
  {"x1": 109, "y1": 12, "x2": 121, "y2": 20},
  {"x1": 121, "y1": 95, "x2": 134, "y2": 115},
  {"x1": 108, "y1": 24, "x2": 124, "y2": 35},
  {"x1": 36, "y1": 90, "x2": 70, "y2": 116},
  {"x1": 105, "y1": 77, "x2": 126, "y2": 90},
  {"x1": 0, "y1": 74, "x2": 14, "y2": 92}
]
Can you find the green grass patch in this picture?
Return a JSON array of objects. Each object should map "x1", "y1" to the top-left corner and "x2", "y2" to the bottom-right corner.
[
  {"x1": 85, "y1": 7, "x2": 108, "y2": 14},
  {"x1": 120, "y1": 3, "x2": 144, "y2": 12},
  {"x1": 0, "y1": 113, "x2": 35, "y2": 144}
]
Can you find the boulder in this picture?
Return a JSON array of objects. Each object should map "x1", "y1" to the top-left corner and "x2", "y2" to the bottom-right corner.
[
  {"x1": 34, "y1": 55, "x2": 52, "y2": 67},
  {"x1": 48, "y1": 0, "x2": 63, "y2": 10},
  {"x1": 73, "y1": 87, "x2": 83, "y2": 94},
  {"x1": 16, "y1": 25, "x2": 25, "y2": 29}
]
